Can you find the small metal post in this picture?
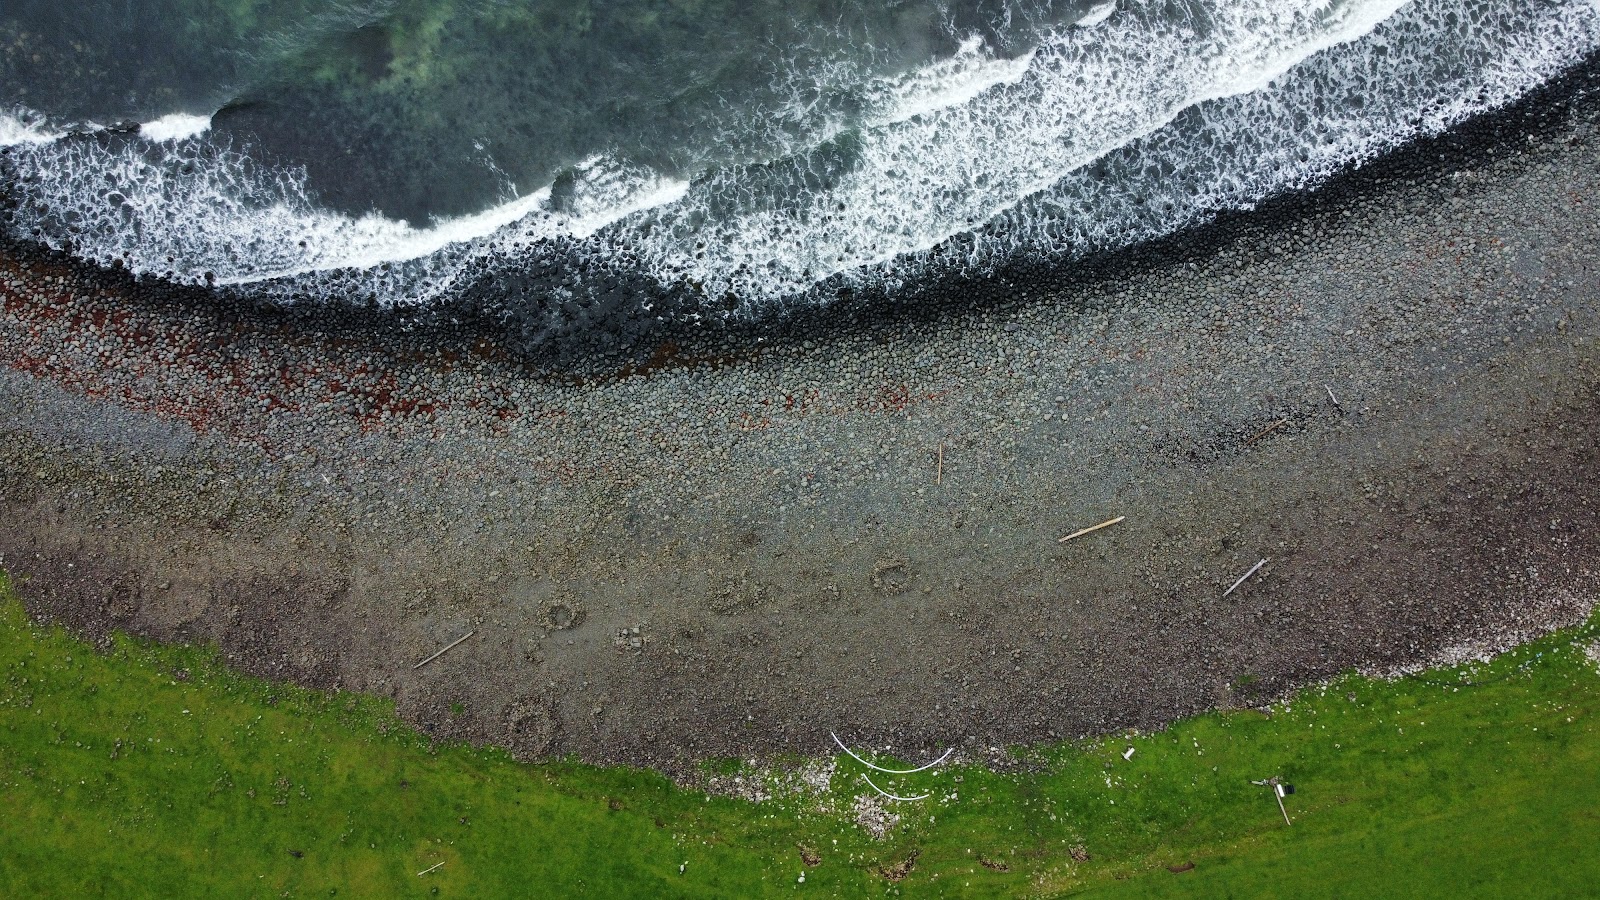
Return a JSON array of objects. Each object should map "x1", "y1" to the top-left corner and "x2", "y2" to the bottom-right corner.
[{"x1": 1251, "y1": 777, "x2": 1292, "y2": 826}]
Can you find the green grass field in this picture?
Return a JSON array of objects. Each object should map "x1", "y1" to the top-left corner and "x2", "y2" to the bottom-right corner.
[{"x1": 1, "y1": 569, "x2": 1596, "y2": 898}]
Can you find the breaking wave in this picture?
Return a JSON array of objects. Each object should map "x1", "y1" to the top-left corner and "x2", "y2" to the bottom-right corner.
[{"x1": 2, "y1": 0, "x2": 1598, "y2": 334}]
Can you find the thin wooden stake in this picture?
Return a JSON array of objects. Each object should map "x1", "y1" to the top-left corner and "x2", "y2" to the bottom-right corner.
[
  {"x1": 418, "y1": 862, "x2": 445, "y2": 877},
  {"x1": 1224, "y1": 559, "x2": 1268, "y2": 597},
  {"x1": 413, "y1": 631, "x2": 474, "y2": 670},
  {"x1": 1058, "y1": 516, "x2": 1125, "y2": 544},
  {"x1": 1243, "y1": 419, "x2": 1287, "y2": 446},
  {"x1": 936, "y1": 443, "x2": 943, "y2": 486}
]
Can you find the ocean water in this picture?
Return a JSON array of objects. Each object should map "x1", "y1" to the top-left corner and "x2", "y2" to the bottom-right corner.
[{"x1": 2, "y1": 0, "x2": 1599, "y2": 339}]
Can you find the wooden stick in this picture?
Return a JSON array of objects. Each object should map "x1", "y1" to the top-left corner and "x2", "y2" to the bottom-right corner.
[
  {"x1": 936, "y1": 443, "x2": 943, "y2": 486},
  {"x1": 1224, "y1": 559, "x2": 1268, "y2": 597},
  {"x1": 412, "y1": 631, "x2": 475, "y2": 670},
  {"x1": 1058, "y1": 516, "x2": 1125, "y2": 544},
  {"x1": 1326, "y1": 385, "x2": 1342, "y2": 410},
  {"x1": 417, "y1": 862, "x2": 445, "y2": 876},
  {"x1": 1243, "y1": 419, "x2": 1287, "y2": 446}
]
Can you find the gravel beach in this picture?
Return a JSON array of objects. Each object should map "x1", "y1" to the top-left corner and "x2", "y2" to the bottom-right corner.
[{"x1": 3, "y1": 59, "x2": 1599, "y2": 775}]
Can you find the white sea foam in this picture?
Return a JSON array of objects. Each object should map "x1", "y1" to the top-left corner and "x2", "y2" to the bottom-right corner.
[
  {"x1": 628, "y1": 0, "x2": 1596, "y2": 307},
  {"x1": 0, "y1": 129, "x2": 686, "y2": 301},
  {"x1": 214, "y1": 155, "x2": 690, "y2": 294},
  {"x1": 1076, "y1": 2, "x2": 1117, "y2": 29},
  {"x1": 2, "y1": 0, "x2": 1599, "y2": 323},
  {"x1": 0, "y1": 111, "x2": 62, "y2": 146},
  {"x1": 1198, "y1": 0, "x2": 1412, "y2": 104},
  {"x1": 866, "y1": 36, "x2": 1037, "y2": 127},
  {"x1": 139, "y1": 113, "x2": 213, "y2": 143}
]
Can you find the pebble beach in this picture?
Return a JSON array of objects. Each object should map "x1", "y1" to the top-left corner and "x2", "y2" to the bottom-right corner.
[{"x1": 3, "y1": 58, "x2": 1599, "y2": 774}]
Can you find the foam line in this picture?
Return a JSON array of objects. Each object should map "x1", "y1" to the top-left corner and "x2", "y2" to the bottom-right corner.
[
  {"x1": 1076, "y1": 1, "x2": 1117, "y2": 29},
  {"x1": 140, "y1": 113, "x2": 213, "y2": 143},
  {"x1": 0, "y1": 111, "x2": 62, "y2": 146},
  {"x1": 1, "y1": 0, "x2": 1597, "y2": 326},
  {"x1": 867, "y1": 36, "x2": 1038, "y2": 127},
  {"x1": 628, "y1": 0, "x2": 1599, "y2": 309}
]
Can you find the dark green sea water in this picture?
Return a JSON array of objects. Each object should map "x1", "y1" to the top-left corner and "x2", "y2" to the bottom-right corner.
[
  {"x1": 7, "y1": 0, "x2": 1078, "y2": 221},
  {"x1": 2, "y1": 1, "x2": 1598, "y2": 336}
]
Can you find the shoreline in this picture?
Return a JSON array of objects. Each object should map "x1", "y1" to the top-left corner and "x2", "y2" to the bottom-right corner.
[
  {"x1": 6, "y1": 571, "x2": 1598, "y2": 894},
  {"x1": 11, "y1": 54, "x2": 1599, "y2": 374},
  {"x1": 2, "y1": 60, "x2": 1600, "y2": 774}
]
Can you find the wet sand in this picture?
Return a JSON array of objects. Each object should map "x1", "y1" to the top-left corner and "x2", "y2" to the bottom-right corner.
[{"x1": 2, "y1": 61, "x2": 1598, "y2": 774}]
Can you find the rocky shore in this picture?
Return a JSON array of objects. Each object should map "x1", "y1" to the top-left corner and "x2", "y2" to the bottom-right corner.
[{"x1": 2, "y1": 60, "x2": 1599, "y2": 775}]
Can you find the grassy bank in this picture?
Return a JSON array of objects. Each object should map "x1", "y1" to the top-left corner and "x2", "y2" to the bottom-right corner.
[{"x1": 1, "y1": 570, "x2": 1596, "y2": 898}]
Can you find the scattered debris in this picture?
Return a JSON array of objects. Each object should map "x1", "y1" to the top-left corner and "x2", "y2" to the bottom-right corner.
[
  {"x1": 830, "y1": 731, "x2": 953, "y2": 774},
  {"x1": 1058, "y1": 515, "x2": 1125, "y2": 544},
  {"x1": 701, "y1": 758, "x2": 837, "y2": 805},
  {"x1": 861, "y1": 772, "x2": 930, "y2": 802},
  {"x1": 870, "y1": 558, "x2": 914, "y2": 595},
  {"x1": 1243, "y1": 418, "x2": 1288, "y2": 446},
  {"x1": 541, "y1": 600, "x2": 585, "y2": 630},
  {"x1": 412, "y1": 631, "x2": 474, "y2": 670},
  {"x1": 851, "y1": 793, "x2": 901, "y2": 839},
  {"x1": 502, "y1": 695, "x2": 560, "y2": 756},
  {"x1": 979, "y1": 856, "x2": 1011, "y2": 872},
  {"x1": 710, "y1": 571, "x2": 770, "y2": 614},
  {"x1": 612, "y1": 624, "x2": 648, "y2": 652},
  {"x1": 879, "y1": 851, "x2": 921, "y2": 882},
  {"x1": 1251, "y1": 777, "x2": 1295, "y2": 825},
  {"x1": 1224, "y1": 559, "x2": 1269, "y2": 597}
]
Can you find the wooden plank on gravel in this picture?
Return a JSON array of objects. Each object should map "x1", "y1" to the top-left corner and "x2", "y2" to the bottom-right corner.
[
  {"x1": 1058, "y1": 516, "x2": 1125, "y2": 544},
  {"x1": 413, "y1": 631, "x2": 474, "y2": 670}
]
